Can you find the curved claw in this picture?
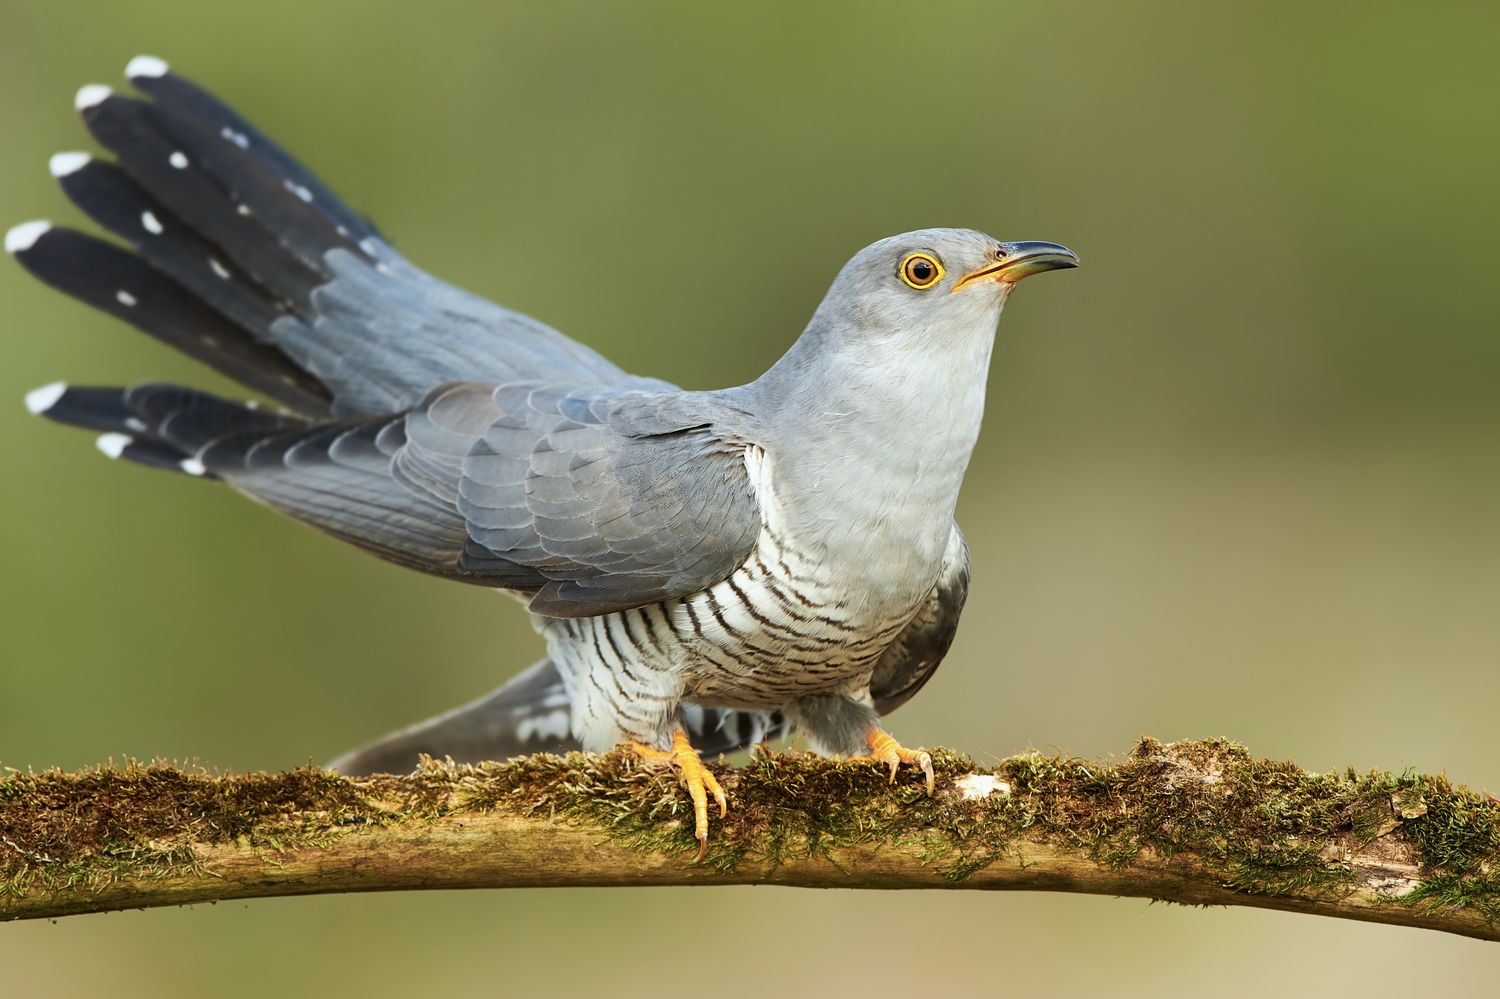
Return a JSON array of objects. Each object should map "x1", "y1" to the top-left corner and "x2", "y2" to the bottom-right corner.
[
  {"x1": 863, "y1": 729, "x2": 935, "y2": 795},
  {"x1": 629, "y1": 728, "x2": 728, "y2": 861},
  {"x1": 683, "y1": 763, "x2": 728, "y2": 860}
]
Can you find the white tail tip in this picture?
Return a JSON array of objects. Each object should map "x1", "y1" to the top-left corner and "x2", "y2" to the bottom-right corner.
[
  {"x1": 75, "y1": 84, "x2": 112, "y2": 111},
  {"x1": 25, "y1": 381, "x2": 67, "y2": 415},
  {"x1": 96, "y1": 433, "x2": 132, "y2": 459},
  {"x1": 125, "y1": 55, "x2": 170, "y2": 79},
  {"x1": 5, "y1": 220, "x2": 51, "y2": 254},
  {"x1": 49, "y1": 151, "x2": 91, "y2": 177},
  {"x1": 179, "y1": 457, "x2": 207, "y2": 477}
]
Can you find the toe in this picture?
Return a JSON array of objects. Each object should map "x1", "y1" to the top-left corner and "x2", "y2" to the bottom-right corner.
[
  {"x1": 863, "y1": 729, "x2": 934, "y2": 794},
  {"x1": 915, "y1": 750, "x2": 935, "y2": 795},
  {"x1": 702, "y1": 768, "x2": 728, "y2": 818},
  {"x1": 625, "y1": 733, "x2": 730, "y2": 860}
]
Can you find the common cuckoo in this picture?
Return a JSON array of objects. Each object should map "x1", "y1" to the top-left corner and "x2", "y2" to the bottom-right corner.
[{"x1": 11, "y1": 57, "x2": 1077, "y2": 855}]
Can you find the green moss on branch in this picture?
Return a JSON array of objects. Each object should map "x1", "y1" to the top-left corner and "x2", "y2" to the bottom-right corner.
[{"x1": 2, "y1": 739, "x2": 1497, "y2": 940}]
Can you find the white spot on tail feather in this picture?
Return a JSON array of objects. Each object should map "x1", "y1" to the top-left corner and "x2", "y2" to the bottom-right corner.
[
  {"x1": 220, "y1": 126, "x2": 249, "y2": 150},
  {"x1": 115, "y1": 290, "x2": 137, "y2": 307},
  {"x1": 125, "y1": 55, "x2": 169, "y2": 79},
  {"x1": 5, "y1": 220, "x2": 51, "y2": 253},
  {"x1": 49, "y1": 152, "x2": 91, "y2": 177},
  {"x1": 209, "y1": 257, "x2": 231, "y2": 279},
  {"x1": 95, "y1": 433, "x2": 131, "y2": 459},
  {"x1": 179, "y1": 457, "x2": 207, "y2": 477},
  {"x1": 124, "y1": 416, "x2": 148, "y2": 433},
  {"x1": 284, "y1": 179, "x2": 313, "y2": 203},
  {"x1": 75, "y1": 84, "x2": 112, "y2": 111},
  {"x1": 24, "y1": 381, "x2": 67, "y2": 415},
  {"x1": 141, "y1": 211, "x2": 163, "y2": 235},
  {"x1": 516, "y1": 709, "x2": 571, "y2": 743},
  {"x1": 169, "y1": 151, "x2": 189, "y2": 169}
]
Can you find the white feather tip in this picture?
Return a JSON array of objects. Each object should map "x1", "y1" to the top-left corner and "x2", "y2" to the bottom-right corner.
[
  {"x1": 74, "y1": 84, "x2": 113, "y2": 111},
  {"x1": 95, "y1": 433, "x2": 131, "y2": 460},
  {"x1": 125, "y1": 55, "x2": 169, "y2": 79},
  {"x1": 5, "y1": 220, "x2": 52, "y2": 254},
  {"x1": 49, "y1": 151, "x2": 91, "y2": 177},
  {"x1": 25, "y1": 381, "x2": 67, "y2": 416}
]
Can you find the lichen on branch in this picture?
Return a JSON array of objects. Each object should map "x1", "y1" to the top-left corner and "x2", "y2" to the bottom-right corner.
[{"x1": 2, "y1": 738, "x2": 1497, "y2": 940}]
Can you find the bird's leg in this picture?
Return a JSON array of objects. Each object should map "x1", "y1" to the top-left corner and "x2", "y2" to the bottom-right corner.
[
  {"x1": 857, "y1": 728, "x2": 935, "y2": 795},
  {"x1": 628, "y1": 726, "x2": 727, "y2": 860}
]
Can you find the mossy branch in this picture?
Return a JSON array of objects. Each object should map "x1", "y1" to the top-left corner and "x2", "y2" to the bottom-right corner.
[{"x1": 3, "y1": 738, "x2": 1498, "y2": 940}]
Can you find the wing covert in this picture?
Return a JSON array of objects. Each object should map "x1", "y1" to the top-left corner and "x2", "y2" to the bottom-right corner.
[
  {"x1": 429, "y1": 382, "x2": 764, "y2": 616},
  {"x1": 197, "y1": 381, "x2": 763, "y2": 617}
]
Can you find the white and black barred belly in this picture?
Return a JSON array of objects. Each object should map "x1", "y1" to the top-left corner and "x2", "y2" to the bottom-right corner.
[{"x1": 536, "y1": 445, "x2": 934, "y2": 750}]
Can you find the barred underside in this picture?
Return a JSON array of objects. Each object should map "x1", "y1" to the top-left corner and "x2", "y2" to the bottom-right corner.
[{"x1": 541, "y1": 446, "x2": 943, "y2": 750}]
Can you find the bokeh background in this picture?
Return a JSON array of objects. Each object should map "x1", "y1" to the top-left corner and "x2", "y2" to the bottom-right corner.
[{"x1": 3, "y1": 1, "x2": 1498, "y2": 995}]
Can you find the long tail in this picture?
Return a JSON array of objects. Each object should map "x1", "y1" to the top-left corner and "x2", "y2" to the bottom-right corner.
[
  {"x1": 328, "y1": 658, "x2": 787, "y2": 775},
  {"x1": 8, "y1": 56, "x2": 376, "y2": 416},
  {"x1": 327, "y1": 659, "x2": 578, "y2": 775},
  {"x1": 11, "y1": 55, "x2": 626, "y2": 429}
]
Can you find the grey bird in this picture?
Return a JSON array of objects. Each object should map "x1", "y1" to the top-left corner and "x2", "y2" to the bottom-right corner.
[{"x1": 10, "y1": 57, "x2": 1077, "y2": 855}]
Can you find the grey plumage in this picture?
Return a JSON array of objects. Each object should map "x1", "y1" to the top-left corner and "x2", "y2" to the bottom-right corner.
[{"x1": 11, "y1": 57, "x2": 1077, "y2": 779}]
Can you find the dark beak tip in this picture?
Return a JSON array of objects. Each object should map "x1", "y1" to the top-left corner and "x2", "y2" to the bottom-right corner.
[{"x1": 998, "y1": 241, "x2": 1080, "y2": 268}]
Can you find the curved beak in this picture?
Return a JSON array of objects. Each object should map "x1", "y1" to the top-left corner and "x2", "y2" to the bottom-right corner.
[{"x1": 953, "y1": 241, "x2": 1080, "y2": 292}]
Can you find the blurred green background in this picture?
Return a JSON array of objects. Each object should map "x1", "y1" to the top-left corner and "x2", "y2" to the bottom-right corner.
[{"x1": 3, "y1": 1, "x2": 1498, "y2": 994}]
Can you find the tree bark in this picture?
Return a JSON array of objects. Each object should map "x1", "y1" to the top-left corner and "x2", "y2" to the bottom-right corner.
[{"x1": 2, "y1": 738, "x2": 1496, "y2": 940}]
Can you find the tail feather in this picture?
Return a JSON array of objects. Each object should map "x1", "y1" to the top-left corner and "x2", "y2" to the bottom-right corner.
[
  {"x1": 96, "y1": 431, "x2": 199, "y2": 474},
  {"x1": 29, "y1": 383, "x2": 140, "y2": 436},
  {"x1": 327, "y1": 659, "x2": 578, "y2": 775},
  {"x1": 143, "y1": 96, "x2": 362, "y2": 270},
  {"x1": 128, "y1": 383, "x2": 297, "y2": 448},
  {"x1": 17, "y1": 56, "x2": 630, "y2": 434},
  {"x1": 27, "y1": 381, "x2": 305, "y2": 478},
  {"x1": 54, "y1": 156, "x2": 295, "y2": 354},
  {"x1": 78, "y1": 90, "x2": 331, "y2": 307},
  {"x1": 10, "y1": 224, "x2": 329, "y2": 412},
  {"x1": 125, "y1": 57, "x2": 381, "y2": 247}
]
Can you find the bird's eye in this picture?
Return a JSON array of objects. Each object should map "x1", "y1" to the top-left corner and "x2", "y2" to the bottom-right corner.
[{"x1": 899, "y1": 252, "x2": 945, "y2": 290}]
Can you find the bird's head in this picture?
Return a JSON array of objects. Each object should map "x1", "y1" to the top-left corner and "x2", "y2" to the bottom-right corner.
[
  {"x1": 811, "y1": 227, "x2": 1079, "y2": 344},
  {"x1": 752, "y1": 226, "x2": 1078, "y2": 429}
]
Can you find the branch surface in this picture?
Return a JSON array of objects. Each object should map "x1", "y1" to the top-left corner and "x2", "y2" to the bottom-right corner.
[{"x1": 2, "y1": 738, "x2": 1497, "y2": 940}]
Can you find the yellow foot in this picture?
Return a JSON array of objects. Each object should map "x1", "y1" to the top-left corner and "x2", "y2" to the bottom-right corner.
[
  {"x1": 859, "y1": 729, "x2": 935, "y2": 795},
  {"x1": 628, "y1": 728, "x2": 727, "y2": 860}
]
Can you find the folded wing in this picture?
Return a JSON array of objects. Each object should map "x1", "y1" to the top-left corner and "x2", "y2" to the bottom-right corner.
[{"x1": 32, "y1": 379, "x2": 764, "y2": 618}]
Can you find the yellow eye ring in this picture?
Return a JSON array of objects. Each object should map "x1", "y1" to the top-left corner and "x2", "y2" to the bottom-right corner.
[{"x1": 899, "y1": 252, "x2": 945, "y2": 290}]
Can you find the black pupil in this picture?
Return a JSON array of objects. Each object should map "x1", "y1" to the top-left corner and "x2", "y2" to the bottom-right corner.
[{"x1": 910, "y1": 260, "x2": 933, "y2": 282}]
